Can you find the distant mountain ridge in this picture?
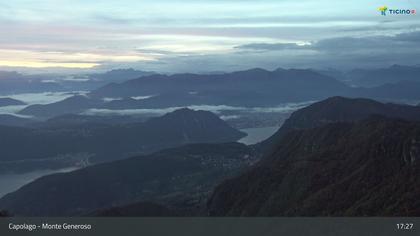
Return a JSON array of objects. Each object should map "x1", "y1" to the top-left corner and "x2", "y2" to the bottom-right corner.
[
  {"x1": 89, "y1": 69, "x2": 155, "y2": 83},
  {"x1": 91, "y1": 66, "x2": 420, "y2": 105},
  {"x1": 13, "y1": 67, "x2": 420, "y2": 119},
  {"x1": 346, "y1": 65, "x2": 420, "y2": 87},
  {"x1": 18, "y1": 95, "x2": 102, "y2": 118},
  {"x1": 89, "y1": 68, "x2": 351, "y2": 107},
  {"x1": 0, "y1": 69, "x2": 155, "y2": 94},
  {"x1": 16, "y1": 68, "x2": 349, "y2": 118},
  {"x1": 0, "y1": 71, "x2": 62, "y2": 94}
]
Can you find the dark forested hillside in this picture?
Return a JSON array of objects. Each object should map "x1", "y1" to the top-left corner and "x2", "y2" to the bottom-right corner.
[
  {"x1": 258, "y1": 97, "x2": 420, "y2": 154},
  {"x1": 208, "y1": 117, "x2": 420, "y2": 216},
  {"x1": 0, "y1": 108, "x2": 245, "y2": 173},
  {"x1": 0, "y1": 142, "x2": 255, "y2": 216}
]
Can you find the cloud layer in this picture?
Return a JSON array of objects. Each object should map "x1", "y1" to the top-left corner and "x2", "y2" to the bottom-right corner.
[{"x1": 0, "y1": 0, "x2": 419, "y2": 72}]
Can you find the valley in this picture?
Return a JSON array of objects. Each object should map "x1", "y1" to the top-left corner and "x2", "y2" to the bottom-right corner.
[{"x1": 1, "y1": 66, "x2": 420, "y2": 217}]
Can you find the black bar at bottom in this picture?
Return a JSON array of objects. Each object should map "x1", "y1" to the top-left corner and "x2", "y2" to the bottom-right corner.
[{"x1": 0, "y1": 217, "x2": 419, "y2": 236}]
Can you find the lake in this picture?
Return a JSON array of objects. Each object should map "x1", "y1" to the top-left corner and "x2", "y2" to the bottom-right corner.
[
  {"x1": 0, "y1": 167, "x2": 78, "y2": 198},
  {"x1": 238, "y1": 126, "x2": 279, "y2": 145}
]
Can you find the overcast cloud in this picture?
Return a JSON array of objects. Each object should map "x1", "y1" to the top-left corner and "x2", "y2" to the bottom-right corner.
[{"x1": 0, "y1": 0, "x2": 419, "y2": 72}]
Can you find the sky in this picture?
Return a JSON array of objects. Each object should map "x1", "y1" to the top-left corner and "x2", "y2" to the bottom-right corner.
[{"x1": 0, "y1": 0, "x2": 419, "y2": 73}]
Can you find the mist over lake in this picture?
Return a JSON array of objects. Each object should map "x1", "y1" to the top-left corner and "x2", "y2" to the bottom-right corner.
[
  {"x1": 1, "y1": 91, "x2": 88, "y2": 105},
  {"x1": 82, "y1": 102, "x2": 314, "y2": 117},
  {"x1": 0, "y1": 91, "x2": 88, "y2": 116}
]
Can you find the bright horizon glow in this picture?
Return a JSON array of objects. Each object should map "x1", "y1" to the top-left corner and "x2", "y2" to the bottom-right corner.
[
  {"x1": 0, "y1": 49, "x2": 156, "y2": 69},
  {"x1": 0, "y1": 60, "x2": 99, "y2": 68}
]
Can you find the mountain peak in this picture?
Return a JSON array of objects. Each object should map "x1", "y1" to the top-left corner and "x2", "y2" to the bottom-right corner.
[
  {"x1": 146, "y1": 108, "x2": 246, "y2": 143},
  {"x1": 170, "y1": 107, "x2": 195, "y2": 114},
  {"x1": 257, "y1": 96, "x2": 420, "y2": 154}
]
